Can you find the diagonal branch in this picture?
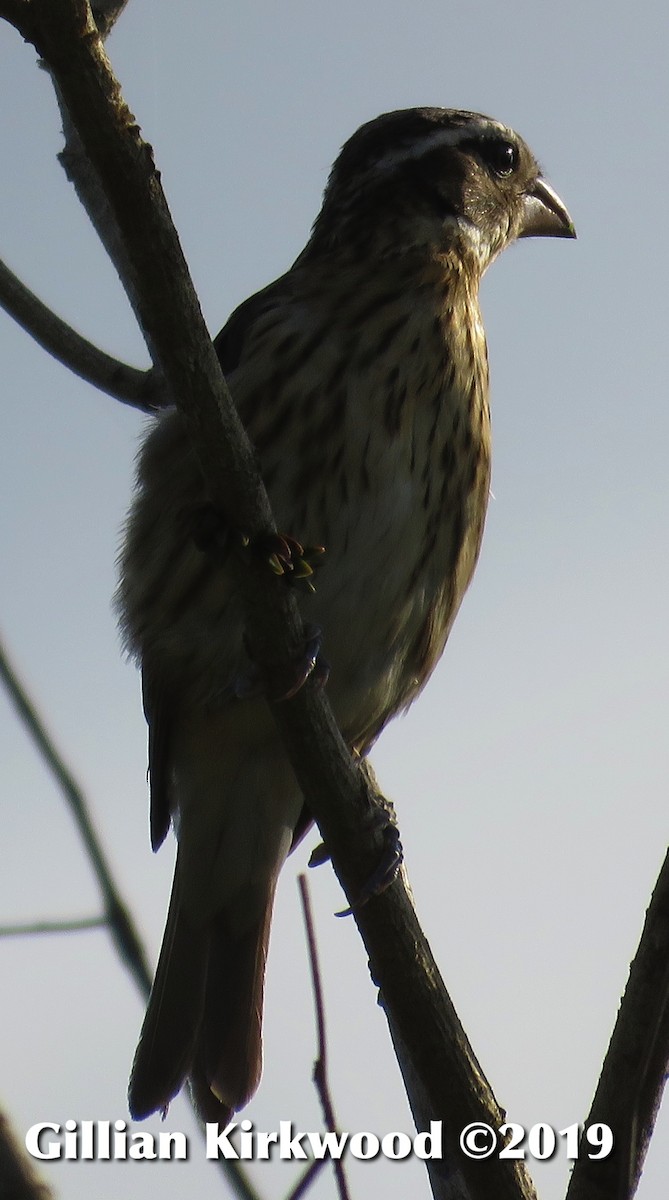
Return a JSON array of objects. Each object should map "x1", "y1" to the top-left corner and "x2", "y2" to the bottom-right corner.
[
  {"x1": 566, "y1": 847, "x2": 669, "y2": 1200},
  {"x1": 0, "y1": 256, "x2": 160, "y2": 410},
  {"x1": 0, "y1": 633, "x2": 264, "y2": 1200},
  {"x1": 0, "y1": 1111, "x2": 54, "y2": 1200},
  {"x1": 0, "y1": 5, "x2": 538, "y2": 1197},
  {"x1": 0, "y1": 633, "x2": 151, "y2": 997}
]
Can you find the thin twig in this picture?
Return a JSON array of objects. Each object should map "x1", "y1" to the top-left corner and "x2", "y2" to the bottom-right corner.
[
  {"x1": 0, "y1": 257, "x2": 162, "y2": 410},
  {"x1": 0, "y1": 633, "x2": 264, "y2": 1200},
  {"x1": 284, "y1": 1159, "x2": 326, "y2": 1200},
  {"x1": 298, "y1": 874, "x2": 351, "y2": 1200},
  {"x1": 0, "y1": 916, "x2": 107, "y2": 937},
  {"x1": 0, "y1": 633, "x2": 151, "y2": 998}
]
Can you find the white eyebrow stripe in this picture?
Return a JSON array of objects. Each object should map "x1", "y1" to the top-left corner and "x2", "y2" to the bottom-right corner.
[{"x1": 372, "y1": 120, "x2": 509, "y2": 175}]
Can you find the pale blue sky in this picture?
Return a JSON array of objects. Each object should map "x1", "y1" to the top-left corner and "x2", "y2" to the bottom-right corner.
[{"x1": 1, "y1": 3, "x2": 667, "y2": 1198}]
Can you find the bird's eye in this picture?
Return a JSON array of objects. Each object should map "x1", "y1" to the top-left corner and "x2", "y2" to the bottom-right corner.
[{"x1": 477, "y1": 138, "x2": 519, "y2": 178}]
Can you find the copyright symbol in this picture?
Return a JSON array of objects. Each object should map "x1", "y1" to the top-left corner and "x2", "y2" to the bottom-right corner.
[{"x1": 460, "y1": 1122, "x2": 497, "y2": 1159}]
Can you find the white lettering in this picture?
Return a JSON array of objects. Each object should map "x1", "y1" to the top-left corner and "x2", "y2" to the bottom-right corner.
[
  {"x1": 128, "y1": 1132, "x2": 156, "y2": 1160},
  {"x1": 255, "y1": 1129, "x2": 278, "y2": 1159},
  {"x1": 414, "y1": 1121, "x2": 443, "y2": 1159},
  {"x1": 159, "y1": 1131, "x2": 187, "y2": 1159},
  {"x1": 381, "y1": 1131, "x2": 412, "y2": 1159},
  {"x1": 206, "y1": 1122, "x2": 239, "y2": 1159},
  {"x1": 25, "y1": 1124, "x2": 61, "y2": 1160},
  {"x1": 349, "y1": 1131, "x2": 380, "y2": 1159},
  {"x1": 113, "y1": 1120, "x2": 128, "y2": 1160},
  {"x1": 64, "y1": 1119, "x2": 79, "y2": 1159},
  {"x1": 279, "y1": 1121, "x2": 308, "y2": 1160},
  {"x1": 239, "y1": 1119, "x2": 254, "y2": 1158},
  {"x1": 306, "y1": 1129, "x2": 349, "y2": 1159},
  {"x1": 25, "y1": 1120, "x2": 189, "y2": 1162}
]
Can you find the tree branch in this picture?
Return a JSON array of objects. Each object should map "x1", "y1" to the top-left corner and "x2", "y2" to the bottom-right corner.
[
  {"x1": 0, "y1": 1, "x2": 30, "y2": 36},
  {"x1": 0, "y1": 1112, "x2": 54, "y2": 1200},
  {"x1": 0, "y1": 256, "x2": 161, "y2": 409},
  {"x1": 0, "y1": 633, "x2": 151, "y2": 997},
  {"x1": 0, "y1": 633, "x2": 264, "y2": 1200},
  {"x1": 298, "y1": 874, "x2": 348, "y2": 1200},
  {"x1": 566, "y1": 848, "x2": 669, "y2": 1200},
  {"x1": 0, "y1": 916, "x2": 107, "y2": 936}
]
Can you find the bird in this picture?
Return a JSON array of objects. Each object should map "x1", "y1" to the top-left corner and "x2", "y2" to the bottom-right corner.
[{"x1": 117, "y1": 107, "x2": 575, "y2": 1124}]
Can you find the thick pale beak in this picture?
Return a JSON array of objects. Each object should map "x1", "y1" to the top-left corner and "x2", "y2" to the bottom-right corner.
[{"x1": 519, "y1": 177, "x2": 576, "y2": 239}]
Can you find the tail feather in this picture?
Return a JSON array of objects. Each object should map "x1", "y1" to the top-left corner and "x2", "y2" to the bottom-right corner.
[
  {"x1": 194, "y1": 900, "x2": 273, "y2": 1118},
  {"x1": 129, "y1": 869, "x2": 275, "y2": 1124},
  {"x1": 129, "y1": 875, "x2": 208, "y2": 1120},
  {"x1": 129, "y1": 713, "x2": 299, "y2": 1123}
]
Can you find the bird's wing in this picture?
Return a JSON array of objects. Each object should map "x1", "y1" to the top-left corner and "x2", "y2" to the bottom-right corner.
[
  {"x1": 214, "y1": 273, "x2": 292, "y2": 378},
  {"x1": 142, "y1": 664, "x2": 174, "y2": 852},
  {"x1": 136, "y1": 272, "x2": 297, "y2": 855}
]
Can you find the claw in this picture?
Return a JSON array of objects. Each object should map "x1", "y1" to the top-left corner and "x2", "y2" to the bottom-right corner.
[
  {"x1": 308, "y1": 842, "x2": 331, "y2": 868},
  {"x1": 187, "y1": 509, "x2": 325, "y2": 591},
  {"x1": 258, "y1": 534, "x2": 325, "y2": 592},
  {"x1": 258, "y1": 532, "x2": 304, "y2": 574},
  {"x1": 273, "y1": 625, "x2": 329, "y2": 701},
  {"x1": 229, "y1": 626, "x2": 329, "y2": 704},
  {"x1": 335, "y1": 822, "x2": 403, "y2": 917}
]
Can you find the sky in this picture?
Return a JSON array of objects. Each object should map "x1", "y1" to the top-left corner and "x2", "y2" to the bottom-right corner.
[{"x1": 0, "y1": 2, "x2": 667, "y2": 1198}]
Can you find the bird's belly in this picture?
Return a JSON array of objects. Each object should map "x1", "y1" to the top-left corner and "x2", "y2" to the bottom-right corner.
[{"x1": 299, "y1": 460, "x2": 489, "y2": 747}]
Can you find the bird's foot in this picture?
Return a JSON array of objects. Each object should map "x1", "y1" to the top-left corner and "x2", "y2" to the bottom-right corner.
[
  {"x1": 309, "y1": 798, "x2": 404, "y2": 917},
  {"x1": 254, "y1": 533, "x2": 326, "y2": 594},
  {"x1": 230, "y1": 624, "x2": 329, "y2": 702},
  {"x1": 189, "y1": 505, "x2": 325, "y2": 593},
  {"x1": 334, "y1": 817, "x2": 403, "y2": 916},
  {"x1": 273, "y1": 624, "x2": 330, "y2": 701}
]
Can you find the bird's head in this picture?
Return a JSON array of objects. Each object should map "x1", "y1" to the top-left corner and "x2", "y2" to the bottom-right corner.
[{"x1": 309, "y1": 108, "x2": 575, "y2": 272}]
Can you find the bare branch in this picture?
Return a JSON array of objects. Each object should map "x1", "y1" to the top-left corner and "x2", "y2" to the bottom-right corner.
[
  {"x1": 0, "y1": 633, "x2": 264, "y2": 1200},
  {"x1": 0, "y1": 916, "x2": 107, "y2": 937},
  {"x1": 0, "y1": 1110, "x2": 54, "y2": 1200},
  {"x1": 0, "y1": 633, "x2": 152, "y2": 997},
  {"x1": 0, "y1": 2, "x2": 33, "y2": 39},
  {"x1": 0, "y1": 257, "x2": 162, "y2": 410},
  {"x1": 298, "y1": 874, "x2": 349, "y2": 1200},
  {"x1": 566, "y1": 847, "x2": 669, "y2": 1200},
  {"x1": 284, "y1": 1160, "x2": 325, "y2": 1200},
  {"x1": 0, "y1": 1, "x2": 164, "y2": 410}
]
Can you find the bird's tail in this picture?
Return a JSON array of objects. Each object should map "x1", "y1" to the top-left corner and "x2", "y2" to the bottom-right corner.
[{"x1": 128, "y1": 862, "x2": 274, "y2": 1124}]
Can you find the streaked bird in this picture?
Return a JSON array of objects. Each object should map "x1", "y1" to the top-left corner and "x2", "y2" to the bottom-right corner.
[{"x1": 118, "y1": 107, "x2": 575, "y2": 1123}]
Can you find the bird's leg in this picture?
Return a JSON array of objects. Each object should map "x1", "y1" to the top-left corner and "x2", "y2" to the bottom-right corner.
[
  {"x1": 233, "y1": 625, "x2": 329, "y2": 702},
  {"x1": 189, "y1": 506, "x2": 329, "y2": 699},
  {"x1": 308, "y1": 778, "x2": 404, "y2": 916},
  {"x1": 271, "y1": 624, "x2": 331, "y2": 700},
  {"x1": 333, "y1": 819, "x2": 403, "y2": 916}
]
